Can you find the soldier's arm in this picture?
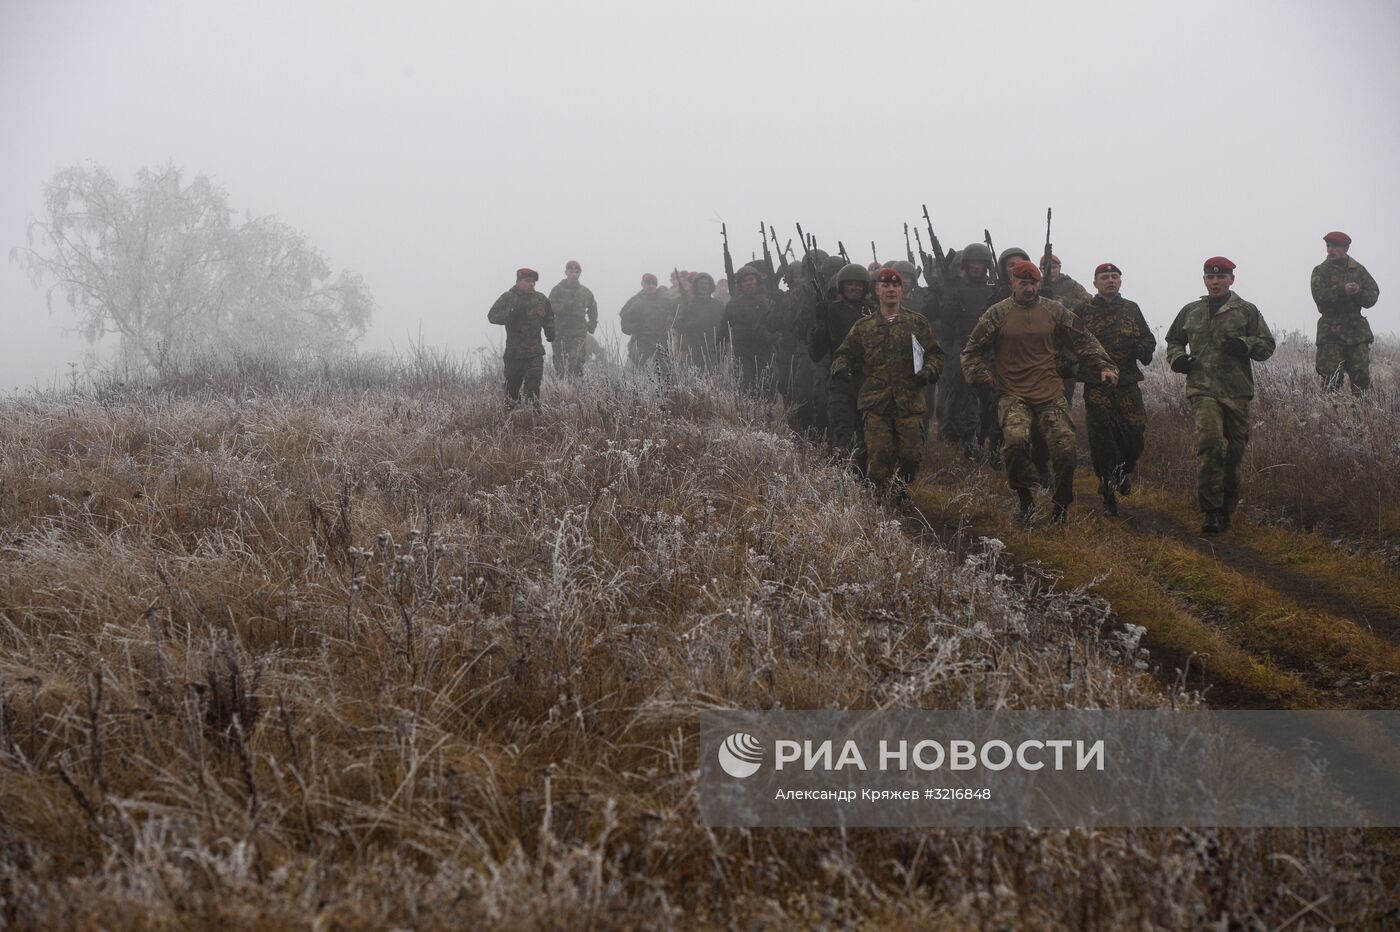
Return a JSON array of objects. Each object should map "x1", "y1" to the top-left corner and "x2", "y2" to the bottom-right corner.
[
  {"x1": 1164, "y1": 306, "x2": 1192, "y2": 364},
  {"x1": 586, "y1": 288, "x2": 599, "y2": 329},
  {"x1": 487, "y1": 291, "x2": 514, "y2": 325},
  {"x1": 959, "y1": 310, "x2": 1000, "y2": 386},
  {"x1": 1359, "y1": 266, "x2": 1380, "y2": 309},
  {"x1": 542, "y1": 297, "x2": 556, "y2": 343},
  {"x1": 830, "y1": 326, "x2": 863, "y2": 381},
  {"x1": 1311, "y1": 265, "x2": 1345, "y2": 307},
  {"x1": 1243, "y1": 305, "x2": 1275, "y2": 361},
  {"x1": 915, "y1": 318, "x2": 944, "y2": 384},
  {"x1": 1131, "y1": 302, "x2": 1156, "y2": 363}
]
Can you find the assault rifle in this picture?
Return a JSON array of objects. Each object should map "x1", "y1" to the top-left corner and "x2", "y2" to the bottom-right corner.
[
  {"x1": 921, "y1": 204, "x2": 949, "y2": 285},
  {"x1": 904, "y1": 223, "x2": 916, "y2": 265},
  {"x1": 871, "y1": 240, "x2": 879, "y2": 264},
  {"x1": 838, "y1": 241, "x2": 850, "y2": 264},
  {"x1": 722, "y1": 223, "x2": 736, "y2": 293},
  {"x1": 795, "y1": 222, "x2": 828, "y2": 295},
  {"x1": 1039, "y1": 208, "x2": 1055, "y2": 299},
  {"x1": 984, "y1": 228, "x2": 999, "y2": 285}
]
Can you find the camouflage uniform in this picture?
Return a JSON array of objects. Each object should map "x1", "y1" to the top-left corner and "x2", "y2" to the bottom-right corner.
[
  {"x1": 810, "y1": 291, "x2": 873, "y2": 473},
  {"x1": 619, "y1": 289, "x2": 677, "y2": 368},
  {"x1": 674, "y1": 276, "x2": 727, "y2": 369},
  {"x1": 961, "y1": 298, "x2": 1116, "y2": 509},
  {"x1": 1165, "y1": 292, "x2": 1275, "y2": 515},
  {"x1": 488, "y1": 286, "x2": 556, "y2": 404},
  {"x1": 719, "y1": 290, "x2": 775, "y2": 394},
  {"x1": 546, "y1": 278, "x2": 598, "y2": 376},
  {"x1": 830, "y1": 307, "x2": 944, "y2": 489},
  {"x1": 1311, "y1": 256, "x2": 1379, "y2": 392},
  {"x1": 1074, "y1": 294, "x2": 1155, "y2": 488}
]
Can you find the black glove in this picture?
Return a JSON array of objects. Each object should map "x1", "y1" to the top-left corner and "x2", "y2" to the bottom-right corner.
[
  {"x1": 1170, "y1": 355, "x2": 1196, "y2": 374},
  {"x1": 1137, "y1": 343, "x2": 1155, "y2": 365},
  {"x1": 1223, "y1": 337, "x2": 1249, "y2": 359}
]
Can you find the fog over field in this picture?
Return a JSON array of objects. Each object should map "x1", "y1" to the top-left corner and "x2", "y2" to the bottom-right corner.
[{"x1": 2, "y1": 0, "x2": 1397, "y2": 391}]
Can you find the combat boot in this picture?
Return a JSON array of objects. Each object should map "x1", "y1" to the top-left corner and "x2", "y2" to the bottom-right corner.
[
  {"x1": 1218, "y1": 509, "x2": 1231, "y2": 531},
  {"x1": 1016, "y1": 488, "x2": 1035, "y2": 525},
  {"x1": 1116, "y1": 469, "x2": 1133, "y2": 496},
  {"x1": 1201, "y1": 510, "x2": 1224, "y2": 534},
  {"x1": 1051, "y1": 503, "x2": 1069, "y2": 525},
  {"x1": 1099, "y1": 477, "x2": 1118, "y2": 516}
]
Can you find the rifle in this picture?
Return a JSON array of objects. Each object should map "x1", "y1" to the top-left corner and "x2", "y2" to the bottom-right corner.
[
  {"x1": 760, "y1": 221, "x2": 773, "y2": 274},
  {"x1": 921, "y1": 204, "x2": 948, "y2": 285},
  {"x1": 904, "y1": 223, "x2": 915, "y2": 265},
  {"x1": 913, "y1": 228, "x2": 933, "y2": 287},
  {"x1": 722, "y1": 223, "x2": 736, "y2": 293},
  {"x1": 1039, "y1": 207, "x2": 1054, "y2": 299},
  {"x1": 768, "y1": 225, "x2": 788, "y2": 283},
  {"x1": 795, "y1": 222, "x2": 827, "y2": 295},
  {"x1": 871, "y1": 240, "x2": 878, "y2": 264},
  {"x1": 837, "y1": 241, "x2": 850, "y2": 264},
  {"x1": 984, "y1": 228, "x2": 1000, "y2": 285}
]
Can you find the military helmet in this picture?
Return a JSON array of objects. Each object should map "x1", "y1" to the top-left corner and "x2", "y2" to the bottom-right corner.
[
  {"x1": 810, "y1": 248, "x2": 830, "y2": 263},
  {"x1": 881, "y1": 259, "x2": 898, "y2": 269},
  {"x1": 735, "y1": 264, "x2": 761, "y2": 282},
  {"x1": 819, "y1": 255, "x2": 845, "y2": 281},
  {"x1": 960, "y1": 243, "x2": 994, "y2": 266},
  {"x1": 835, "y1": 263, "x2": 872, "y2": 287},
  {"x1": 892, "y1": 260, "x2": 919, "y2": 286},
  {"x1": 693, "y1": 271, "x2": 716, "y2": 289},
  {"x1": 998, "y1": 246, "x2": 1031, "y2": 268}
]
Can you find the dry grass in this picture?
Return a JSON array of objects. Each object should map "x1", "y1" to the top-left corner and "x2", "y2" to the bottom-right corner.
[
  {"x1": 0, "y1": 349, "x2": 1392, "y2": 928},
  {"x1": 1136, "y1": 332, "x2": 1400, "y2": 548}
]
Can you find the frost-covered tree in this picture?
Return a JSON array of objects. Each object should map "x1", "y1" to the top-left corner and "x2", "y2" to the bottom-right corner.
[{"x1": 11, "y1": 162, "x2": 374, "y2": 371}]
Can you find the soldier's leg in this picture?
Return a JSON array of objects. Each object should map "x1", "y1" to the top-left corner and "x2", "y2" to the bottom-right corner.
[
  {"x1": 568, "y1": 336, "x2": 588, "y2": 376},
  {"x1": 521, "y1": 356, "x2": 545, "y2": 406},
  {"x1": 997, "y1": 395, "x2": 1034, "y2": 493},
  {"x1": 1030, "y1": 422, "x2": 1052, "y2": 485},
  {"x1": 977, "y1": 385, "x2": 1003, "y2": 454},
  {"x1": 1117, "y1": 385, "x2": 1147, "y2": 477},
  {"x1": 864, "y1": 409, "x2": 896, "y2": 489},
  {"x1": 1344, "y1": 342, "x2": 1371, "y2": 393},
  {"x1": 810, "y1": 361, "x2": 830, "y2": 443},
  {"x1": 1188, "y1": 394, "x2": 1227, "y2": 513},
  {"x1": 1036, "y1": 398, "x2": 1078, "y2": 508},
  {"x1": 1220, "y1": 396, "x2": 1251, "y2": 515},
  {"x1": 1082, "y1": 384, "x2": 1118, "y2": 480},
  {"x1": 893, "y1": 414, "x2": 926, "y2": 486},
  {"x1": 504, "y1": 358, "x2": 526, "y2": 402},
  {"x1": 1316, "y1": 342, "x2": 1345, "y2": 391}
]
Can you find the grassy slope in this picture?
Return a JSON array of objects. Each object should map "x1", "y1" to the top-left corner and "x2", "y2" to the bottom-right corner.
[{"x1": 0, "y1": 352, "x2": 1391, "y2": 928}]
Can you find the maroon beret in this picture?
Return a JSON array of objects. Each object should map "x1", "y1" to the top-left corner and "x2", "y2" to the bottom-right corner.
[
  {"x1": 867, "y1": 261, "x2": 882, "y2": 272},
  {"x1": 1323, "y1": 231, "x2": 1352, "y2": 247},
  {"x1": 1094, "y1": 263, "x2": 1122, "y2": 277},
  {"x1": 516, "y1": 267, "x2": 539, "y2": 281},
  {"x1": 641, "y1": 273, "x2": 658, "y2": 286},
  {"x1": 875, "y1": 268, "x2": 904, "y2": 286},
  {"x1": 1203, "y1": 257, "x2": 1236, "y2": 274},
  {"x1": 1009, "y1": 259, "x2": 1043, "y2": 282},
  {"x1": 565, "y1": 259, "x2": 582, "y2": 271}
]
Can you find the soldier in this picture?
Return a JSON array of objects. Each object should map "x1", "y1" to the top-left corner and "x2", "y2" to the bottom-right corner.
[
  {"x1": 674, "y1": 272, "x2": 726, "y2": 369},
  {"x1": 830, "y1": 267, "x2": 944, "y2": 496},
  {"x1": 962, "y1": 260, "x2": 1117, "y2": 525},
  {"x1": 488, "y1": 267, "x2": 556, "y2": 407},
  {"x1": 1311, "y1": 231, "x2": 1380, "y2": 393},
  {"x1": 934, "y1": 243, "x2": 998, "y2": 455},
  {"x1": 546, "y1": 260, "x2": 598, "y2": 377},
  {"x1": 1165, "y1": 257, "x2": 1276, "y2": 534},
  {"x1": 619, "y1": 273, "x2": 676, "y2": 369},
  {"x1": 1074, "y1": 263, "x2": 1156, "y2": 516},
  {"x1": 719, "y1": 265, "x2": 775, "y2": 394},
  {"x1": 810, "y1": 263, "x2": 874, "y2": 474}
]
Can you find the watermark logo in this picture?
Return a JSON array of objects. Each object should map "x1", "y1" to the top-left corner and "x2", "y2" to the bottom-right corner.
[{"x1": 718, "y1": 732, "x2": 764, "y2": 778}]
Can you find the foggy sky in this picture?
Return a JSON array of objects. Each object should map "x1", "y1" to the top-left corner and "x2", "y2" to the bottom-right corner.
[{"x1": 3, "y1": 0, "x2": 1398, "y2": 392}]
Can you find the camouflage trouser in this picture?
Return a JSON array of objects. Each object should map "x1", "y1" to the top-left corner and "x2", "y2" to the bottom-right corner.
[
  {"x1": 504, "y1": 355, "x2": 545, "y2": 405},
  {"x1": 1084, "y1": 383, "x2": 1147, "y2": 481},
  {"x1": 828, "y1": 376, "x2": 867, "y2": 475},
  {"x1": 1316, "y1": 341, "x2": 1371, "y2": 393},
  {"x1": 1188, "y1": 394, "x2": 1251, "y2": 513},
  {"x1": 998, "y1": 394, "x2": 1077, "y2": 506},
  {"x1": 863, "y1": 406, "x2": 924, "y2": 489},
  {"x1": 552, "y1": 334, "x2": 588, "y2": 377}
]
